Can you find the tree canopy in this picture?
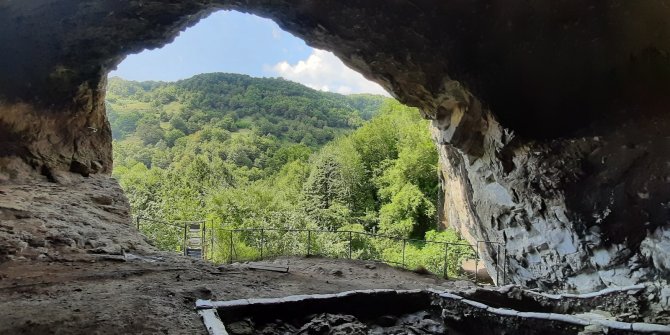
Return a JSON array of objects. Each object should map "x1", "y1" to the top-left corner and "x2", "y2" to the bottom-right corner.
[{"x1": 110, "y1": 73, "x2": 472, "y2": 277}]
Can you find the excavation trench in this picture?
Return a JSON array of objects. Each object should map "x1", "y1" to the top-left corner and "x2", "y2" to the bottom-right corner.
[{"x1": 196, "y1": 287, "x2": 670, "y2": 335}]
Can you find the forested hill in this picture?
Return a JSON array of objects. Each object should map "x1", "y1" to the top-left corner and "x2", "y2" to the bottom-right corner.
[
  {"x1": 106, "y1": 73, "x2": 386, "y2": 146},
  {"x1": 110, "y1": 72, "x2": 471, "y2": 275}
]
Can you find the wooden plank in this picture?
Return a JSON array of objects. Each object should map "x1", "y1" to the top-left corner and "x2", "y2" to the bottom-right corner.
[
  {"x1": 248, "y1": 263, "x2": 289, "y2": 273},
  {"x1": 198, "y1": 309, "x2": 228, "y2": 335}
]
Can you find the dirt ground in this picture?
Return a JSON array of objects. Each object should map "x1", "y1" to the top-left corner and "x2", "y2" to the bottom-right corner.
[
  {"x1": 0, "y1": 176, "x2": 477, "y2": 334},
  {"x1": 0, "y1": 253, "x2": 473, "y2": 334}
]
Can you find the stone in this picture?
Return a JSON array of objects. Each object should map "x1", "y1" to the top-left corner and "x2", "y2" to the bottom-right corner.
[
  {"x1": 69, "y1": 160, "x2": 91, "y2": 177},
  {"x1": 226, "y1": 319, "x2": 254, "y2": 335},
  {"x1": 329, "y1": 322, "x2": 367, "y2": 335},
  {"x1": 90, "y1": 160, "x2": 104, "y2": 173},
  {"x1": 91, "y1": 195, "x2": 114, "y2": 206},
  {"x1": 297, "y1": 314, "x2": 365, "y2": 334}
]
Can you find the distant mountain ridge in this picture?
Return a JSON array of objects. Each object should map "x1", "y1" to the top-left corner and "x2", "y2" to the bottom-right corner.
[{"x1": 106, "y1": 72, "x2": 388, "y2": 146}]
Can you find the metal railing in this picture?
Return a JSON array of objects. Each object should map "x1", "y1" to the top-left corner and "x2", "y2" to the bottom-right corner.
[
  {"x1": 135, "y1": 217, "x2": 507, "y2": 285},
  {"x1": 474, "y1": 240, "x2": 507, "y2": 286},
  {"x1": 134, "y1": 216, "x2": 205, "y2": 256}
]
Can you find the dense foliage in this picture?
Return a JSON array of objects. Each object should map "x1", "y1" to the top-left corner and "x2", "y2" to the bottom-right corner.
[
  {"x1": 107, "y1": 73, "x2": 385, "y2": 147},
  {"x1": 110, "y1": 73, "x2": 473, "y2": 277}
]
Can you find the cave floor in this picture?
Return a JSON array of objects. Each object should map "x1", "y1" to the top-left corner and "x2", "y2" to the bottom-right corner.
[
  {"x1": 0, "y1": 177, "x2": 471, "y2": 334},
  {"x1": 0, "y1": 255, "x2": 470, "y2": 334}
]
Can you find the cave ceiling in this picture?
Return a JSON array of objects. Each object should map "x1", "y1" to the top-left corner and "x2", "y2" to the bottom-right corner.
[{"x1": 2, "y1": 0, "x2": 670, "y2": 139}]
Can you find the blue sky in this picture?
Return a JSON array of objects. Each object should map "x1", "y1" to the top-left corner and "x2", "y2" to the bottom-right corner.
[{"x1": 110, "y1": 11, "x2": 388, "y2": 96}]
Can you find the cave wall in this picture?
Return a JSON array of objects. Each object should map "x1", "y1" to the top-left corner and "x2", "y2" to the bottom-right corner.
[
  {"x1": 1, "y1": 0, "x2": 669, "y2": 291},
  {"x1": 433, "y1": 83, "x2": 670, "y2": 290},
  {"x1": 0, "y1": 81, "x2": 111, "y2": 182}
]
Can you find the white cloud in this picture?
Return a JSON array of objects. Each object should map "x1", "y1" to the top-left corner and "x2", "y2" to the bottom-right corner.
[{"x1": 269, "y1": 49, "x2": 390, "y2": 96}]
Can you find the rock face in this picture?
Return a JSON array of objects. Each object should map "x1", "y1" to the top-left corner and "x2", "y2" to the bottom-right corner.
[
  {"x1": 1, "y1": 1, "x2": 669, "y2": 291},
  {"x1": 0, "y1": 176, "x2": 153, "y2": 262},
  {"x1": 438, "y1": 111, "x2": 670, "y2": 291}
]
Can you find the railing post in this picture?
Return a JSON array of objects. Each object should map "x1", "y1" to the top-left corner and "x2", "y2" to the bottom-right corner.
[
  {"x1": 183, "y1": 222, "x2": 188, "y2": 256},
  {"x1": 475, "y1": 242, "x2": 479, "y2": 284},
  {"x1": 443, "y1": 242, "x2": 449, "y2": 278},
  {"x1": 402, "y1": 239, "x2": 406, "y2": 268},
  {"x1": 348, "y1": 231, "x2": 353, "y2": 259},
  {"x1": 260, "y1": 228, "x2": 264, "y2": 260},
  {"x1": 136, "y1": 217, "x2": 140, "y2": 230},
  {"x1": 210, "y1": 221, "x2": 214, "y2": 261},
  {"x1": 496, "y1": 243, "x2": 500, "y2": 286},
  {"x1": 202, "y1": 222, "x2": 206, "y2": 260},
  {"x1": 307, "y1": 230, "x2": 312, "y2": 256},
  {"x1": 229, "y1": 230, "x2": 233, "y2": 264},
  {"x1": 503, "y1": 245, "x2": 507, "y2": 285}
]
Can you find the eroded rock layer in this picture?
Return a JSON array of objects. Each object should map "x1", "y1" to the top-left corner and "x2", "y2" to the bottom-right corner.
[
  {"x1": 0, "y1": 176, "x2": 153, "y2": 262},
  {"x1": 1, "y1": 1, "x2": 669, "y2": 291}
]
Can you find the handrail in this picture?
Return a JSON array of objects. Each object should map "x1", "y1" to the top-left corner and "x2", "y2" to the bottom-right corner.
[
  {"x1": 135, "y1": 217, "x2": 507, "y2": 286},
  {"x1": 136, "y1": 219, "x2": 502, "y2": 247},
  {"x1": 215, "y1": 227, "x2": 488, "y2": 248},
  {"x1": 134, "y1": 216, "x2": 205, "y2": 229}
]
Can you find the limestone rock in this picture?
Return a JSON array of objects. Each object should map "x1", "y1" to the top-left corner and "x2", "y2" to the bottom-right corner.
[
  {"x1": 297, "y1": 314, "x2": 366, "y2": 335},
  {"x1": 0, "y1": 176, "x2": 154, "y2": 262}
]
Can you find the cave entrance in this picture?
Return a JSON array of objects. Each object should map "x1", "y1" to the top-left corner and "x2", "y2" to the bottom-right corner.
[{"x1": 106, "y1": 10, "x2": 472, "y2": 279}]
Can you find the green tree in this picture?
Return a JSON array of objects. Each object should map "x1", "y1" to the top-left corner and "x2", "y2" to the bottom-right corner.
[
  {"x1": 109, "y1": 72, "x2": 473, "y2": 277},
  {"x1": 136, "y1": 116, "x2": 164, "y2": 145},
  {"x1": 164, "y1": 129, "x2": 186, "y2": 147}
]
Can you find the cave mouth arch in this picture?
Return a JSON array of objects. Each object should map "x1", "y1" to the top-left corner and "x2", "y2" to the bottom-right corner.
[
  {"x1": 1, "y1": 0, "x2": 670, "y2": 295},
  {"x1": 4, "y1": 1, "x2": 670, "y2": 138},
  {"x1": 0, "y1": 0, "x2": 668, "y2": 203},
  {"x1": 0, "y1": 0, "x2": 668, "y2": 198}
]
